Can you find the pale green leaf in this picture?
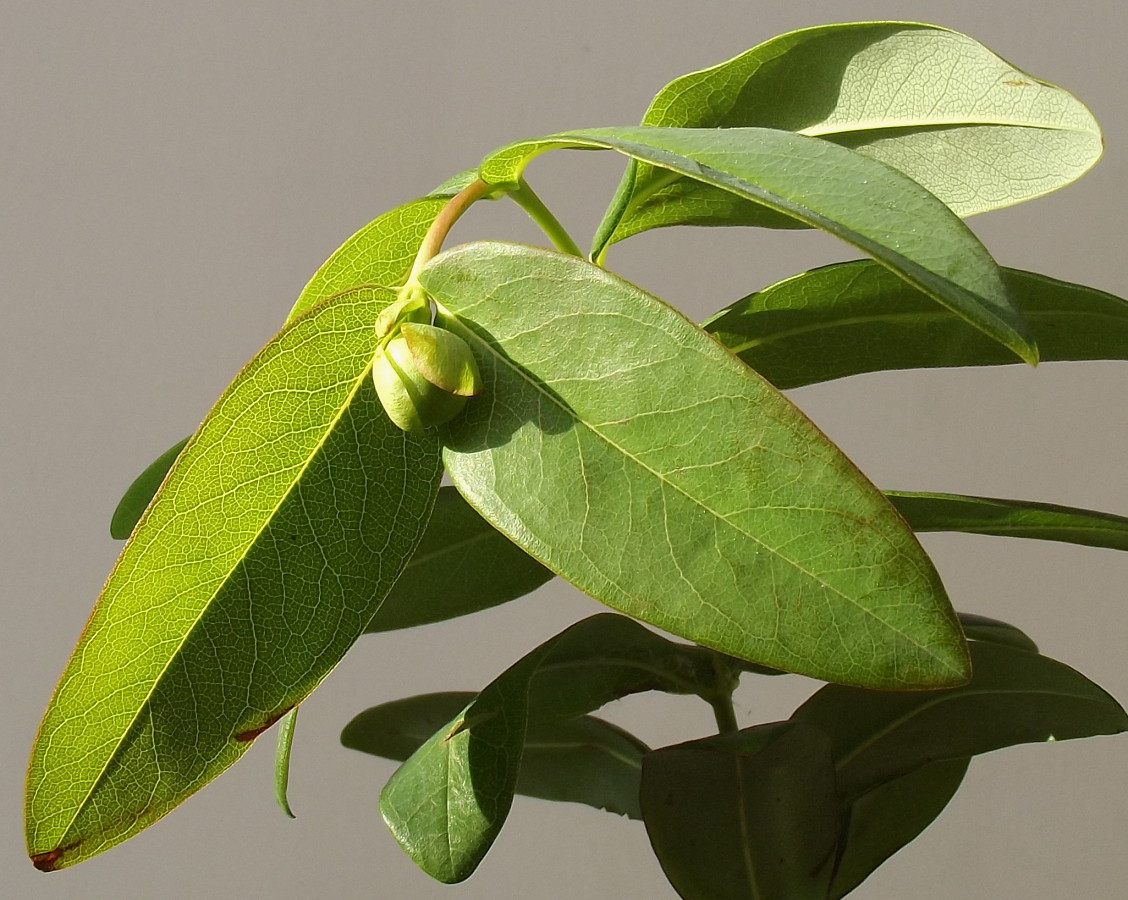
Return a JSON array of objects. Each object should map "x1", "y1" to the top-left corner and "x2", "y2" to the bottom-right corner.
[
  {"x1": 365, "y1": 486, "x2": 554, "y2": 633},
  {"x1": 424, "y1": 242, "x2": 968, "y2": 688},
  {"x1": 792, "y1": 641, "x2": 1128, "y2": 803},
  {"x1": 706, "y1": 262, "x2": 1128, "y2": 389},
  {"x1": 482, "y1": 127, "x2": 1033, "y2": 362},
  {"x1": 889, "y1": 491, "x2": 1128, "y2": 552},
  {"x1": 274, "y1": 706, "x2": 299, "y2": 819},
  {"x1": 27, "y1": 288, "x2": 443, "y2": 871},
  {"x1": 641, "y1": 722, "x2": 839, "y2": 900},
  {"x1": 594, "y1": 22, "x2": 1102, "y2": 253},
  {"x1": 343, "y1": 692, "x2": 649, "y2": 819}
]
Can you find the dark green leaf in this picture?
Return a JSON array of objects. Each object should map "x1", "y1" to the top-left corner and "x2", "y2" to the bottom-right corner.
[
  {"x1": 594, "y1": 22, "x2": 1101, "y2": 254},
  {"x1": 27, "y1": 288, "x2": 443, "y2": 871},
  {"x1": 641, "y1": 722, "x2": 839, "y2": 900},
  {"x1": 424, "y1": 242, "x2": 968, "y2": 688},
  {"x1": 344, "y1": 692, "x2": 648, "y2": 819},
  {"x1": 957, "y1": 613, "x2": 1039, "y2": 653},
  {"x1": 483, "y1": 126, "x2": 1033, "y2": 362},
  {"x1": 792, "y1": 641, "x2": 1128, "y2": 803},
  {"x1": 365, "y1": 486, "x2": 554, "y2": 632},
  {"x1": 706, "y1": 262, "x2": 1128, "y2": 389},
  {"x1": 109, "y1": 437, "x2": 189, "y2": 539},
  {"x1": 889, "y1": 491, "x2": 1128, "y2": 552},
  {"x1": 830, "y1": 758, "x2": 970, "y2": 899}
]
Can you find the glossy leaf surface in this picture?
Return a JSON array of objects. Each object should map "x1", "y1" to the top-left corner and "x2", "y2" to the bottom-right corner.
[
  {"x1": 380, "y1": 614, "x2": 739, "y2": 882},
  {"x1": 792, "y1": 641, "x2": 1128, "y2": 802},
  {"x1": 425, "y1": 242, "x2": 967, "y2": 688},
  {"x1": 343, "y1": 692, "x2": 648, "y2": 819},
  {"x1": 707, "y1": 262, "x2": 1128, "y2": 389},
  {"x1": 365, "y1": 486, "x2": 554, "y2": 633},
  {"x1": 889, "y1": 491, "x2": 1128, "y2": 552},
  {"x1": 483, "y1": 126, "x2": 1033, "y2": 361},
  {"x1": 641, "y1": 722, "x2": 839, "y2": 900},
  {"x1": 594, "y1": 22, "x2": 1102, "y2": 253},
  {"x1": 957, "y1": 613, "x2": 1039, "y2": 653},
  {"x1": 830, "y1": 758, "x2": 969, "y2": 899},
  {"x1": 27, "y1": 288, "x2": 443, "y2": 871}
]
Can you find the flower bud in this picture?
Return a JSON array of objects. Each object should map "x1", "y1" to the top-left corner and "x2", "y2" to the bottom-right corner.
[
  {"x1": 399, "y1": 323, "x2": 482, "y2": 397},
  {"x1": 373, "y1": 334, "x2": 469, "y2": 433}
]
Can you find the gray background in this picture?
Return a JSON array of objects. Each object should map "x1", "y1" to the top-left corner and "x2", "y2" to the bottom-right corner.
[{"x1": 2, "y1": 1, "x2": 1125, "y2": 897}]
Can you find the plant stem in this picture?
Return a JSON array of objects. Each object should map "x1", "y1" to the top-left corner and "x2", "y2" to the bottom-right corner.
[
  {"x1": 509, "y1": 177, "x2": 585, "y2": 258},
  {"x1": 402, "y1": 177, "x2": 495, "y2": 295},
  {"x1": 709, "y1": 652, "x2": 740, "y2": 734}
]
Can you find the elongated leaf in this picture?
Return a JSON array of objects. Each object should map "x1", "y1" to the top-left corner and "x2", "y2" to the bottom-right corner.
[
  {"x1": 27, "y1": 288, "x2": 443, "y2": 871},
  {"x1": 957, "y1": 613, "x2": 1038, "y2": 653},
  {"x1": 424, "y1": 241, "x2": 967, "y2": 688},
  {"x1": 274, "y1": 706, "x2": 299, "y2": 819},
  {"x1": 706, "y1": 262, "x2": 1128, "y2": 389},
  {"x1": 641, "y1": 722, "x2": 839, "y2": 900},
  {"x1": 830, "y1": 758, "x2": 969, "y2": 900},
  {"x1": 112, "y1": 185, "x2": 462, "y2": 540},
  {"x1": 792, "y1": 641, "x2": 1128, "y2": 803},
  {"x1": 594, "y1": 22, "x2": 1102, "y2": 254},
  {"x1": 344, "y1": 692, "x2": 648, "y2": 819},
  {"x1": 109, "y1": 437, "x2": 189, "y2": 539},
  {"x1": 379, "y1": 614, "x2": 734, "y2": 882},
  {"x1": 365, "y1": 486, "x2": 554, "y2": 632},
  {"x1": 889, "y1": 491, "x2": 1128, "y2": 552},
  {"x1": 483, "y1": 127, "x2": 1033, "y2": 362}
]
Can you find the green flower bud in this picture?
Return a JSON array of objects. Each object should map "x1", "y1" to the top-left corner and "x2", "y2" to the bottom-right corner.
[
  {"x1": 399, "y1": 323, "x2": 482, "y2": 397},
  {"x1": 373, "y1": 334, "x2": 469, "y2": 433}
]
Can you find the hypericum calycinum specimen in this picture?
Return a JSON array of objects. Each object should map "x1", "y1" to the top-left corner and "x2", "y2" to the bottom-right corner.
[{"x1": 373, "y1": 313, "x2": 481, "y2": 433}]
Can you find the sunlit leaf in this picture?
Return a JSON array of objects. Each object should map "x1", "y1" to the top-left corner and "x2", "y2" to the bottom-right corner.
[
  {"x1": 483, "y1": 127, "x2": 1033, "y2": 361},
  {"x1": 706, "y1": 262, "x2": 1128, "y2": 389},
  {"x1": 424, "y1": 241, "x2": 967, "y2": 688},
  {"x1": 27, "y1": 288, "x2": 443, "y2": 871},
  {"x1": 594, "y1": 22, "x2": 1102, "y2": 254},
  {"x1": 641, "y1": 722, "x2": 839, "y2": 900}
]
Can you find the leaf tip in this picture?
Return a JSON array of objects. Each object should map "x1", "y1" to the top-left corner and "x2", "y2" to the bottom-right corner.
[{"x1": 30, "y1": 841, "x2": 81, "y2": 873}]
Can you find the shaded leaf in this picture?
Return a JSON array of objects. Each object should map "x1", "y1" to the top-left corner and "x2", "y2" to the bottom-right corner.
[
  {"x1": 344, "y1": 692, "x2": 648, "y2": 819},
  {"x1": 594, "y1": 22, "x2": 1101, "y2": 254},
  {"x1": 889, "y1": 491, "x2": 1128, "y2": 552},
  {"x1": 109, "y1": 437, "x2": 189, "y2": 539},
  {"x1": 27, "y1": 288, "x2": 443, "y2": 871},
  {"x1": 424, "y1": 241, "x2": 967, "y2": 688},
  {"x1": 482, "y1": 126, "x2": 1032, "y2": 362},
  {"x1": 706, "y1": 262, "x2": 1128, "y2": 389},
  {"x1": 957, "y1": 613, "x2": 1039, "y2": 653},
  {"x1": 792, "y1": 641, "x2": 1128, "y2": 803},
  {"x1": 641, "y1": 722, "x2": 839, "y2": 900},
  {"x1": 365, "y1": 486, "x2": 554, "y2": 632},
  {"x1": 379, "y1": 614, "x2": 732, "y2": 882},
  {"x1": 830, "y1": 758, "x2": 969, "y2": 899}
]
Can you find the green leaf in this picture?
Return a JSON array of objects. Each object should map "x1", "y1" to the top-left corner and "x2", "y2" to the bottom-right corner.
[
  {"x1": 482, "y1": 126, "x2": 1034, "y2": 362},
  {"x1": 365, "y1": 486, "x2": 554, "y2": 632},
  {"x1": 379, "y1": 614, "x2": 732, "y2": 882},
  {"x1": 706, "y1": 262, "x2": 1128, "y2": 389},
  {"x1": 424, "y1": 242, "x2": 968, "y2": 688},
  {"x1": 109, "y1": 437, "x2": 189, "y2": 539},
  {"x1": 889, "y1": 491, "x2": 1128, "y2": 552},
  {"x1": 640, "y1": 722, "x2": 839, "y2": 900},
  {"x1": 957, "y1": 613, "x2": 1039, "y2": 653},
  {"x1": 792, "y1": 641, "x2": 1128, "y2": 803},
  {"x1": 594, "y1": 22, "x2": 1102, "y2": 254},
  {"x1": 274, "y1": 706, "x2": 299, "y2": 819},
  {"x1": 343, "y1": 692, "x2": 649, "y2": 819},
  {"x1": 27, "y1": 288, "x2": 443, "y2": 871},
  {"x1": 829, "y1": 758, "x2": 969, "y2": 900}
]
